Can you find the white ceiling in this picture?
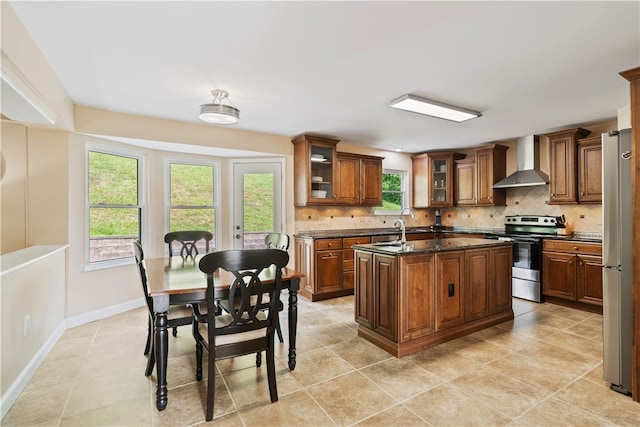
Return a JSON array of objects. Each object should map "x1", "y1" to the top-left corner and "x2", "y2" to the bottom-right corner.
[{"x1": 8, "y1": 1, "x2": 640, "y2": 154}]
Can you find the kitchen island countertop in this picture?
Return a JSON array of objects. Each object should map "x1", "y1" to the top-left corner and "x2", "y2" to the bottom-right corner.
[{"x1": 353, "y1": 237, "x2": 511, "y2": 255}]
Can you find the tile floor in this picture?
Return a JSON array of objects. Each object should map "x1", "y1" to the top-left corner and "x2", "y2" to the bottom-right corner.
[{"x1": 3, "y1": 295, "x2": 639, "y2": 426}]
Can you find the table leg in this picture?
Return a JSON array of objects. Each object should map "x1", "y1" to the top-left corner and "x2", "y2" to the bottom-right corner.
[
  {"x1": 153, "y1": 294, "x2": 170, "y2": 411},
  {"x1": 287, "y1": 280, "x2": 299, "y2": 370}
]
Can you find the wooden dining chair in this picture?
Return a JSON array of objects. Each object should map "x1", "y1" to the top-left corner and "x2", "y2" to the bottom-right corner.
[
  {"x1": 132, "y1": 239, "x2": 196, "y2": 376},
  {"x1": 164, "y1": 230, "x2": 213, "y2": 258},
  {"x1": 264, "y1": 232, "x2": 290, "y2": 251},
  {"x1": 193, "y1": 249, "x2": 289, "y2": 421}
]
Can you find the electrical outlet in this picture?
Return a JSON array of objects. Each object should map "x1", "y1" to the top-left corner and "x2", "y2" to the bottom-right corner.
[{"x1": 24, "y1": 314, "x2": 31, "y2": 337}]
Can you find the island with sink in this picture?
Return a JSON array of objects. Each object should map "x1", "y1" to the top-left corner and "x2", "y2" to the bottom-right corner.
[{"x1": 352, "y1": 237, "x2": 513, "y2": 357}]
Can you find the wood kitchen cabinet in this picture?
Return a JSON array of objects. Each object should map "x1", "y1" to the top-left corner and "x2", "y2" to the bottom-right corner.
[
  {"x1": 542, "y1": 239, "x2": 603, "y2": 313},
  {"x1": 435, "y1": 251, "x2": 465, "y2": 331},
  {"x1": 465, "y1": 246, "x2": 513, "y2": 322},
  {"x1": 454, "y1": 144, "x2": 507, "y2": 207},
  {"x1": 343, "y1": 236, "x2": 371, "y2": 290},
  {"x1": 355, "y1": 243, "x2": 513, "y2": 357},
  {"x1": 577, "y1": 135, "x2": 602, "y2": 203},
  {"x1": 475, "y1": 144, "x2": 508, "y2": 206},
  {"x1": 296, "y1": 237, "x2": 351, "y2": 301},
  {"x1": 546, "y1": 128, "x2": 591, "y2": 204},
  {"x1": 455, "y1": 158, "x2": 476, "y2": 206},
  {"x1": 412, "y1": 151, "x2": 465, "y2": 208},
  {"x1": 335, "y1": 153, "x2": 383, "y2": 206},
  {"x1": 292, "y1": 134, "x2": 339, "y2": 206}
]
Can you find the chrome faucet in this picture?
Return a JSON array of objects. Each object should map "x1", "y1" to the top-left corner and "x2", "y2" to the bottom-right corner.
[
  {"x1": 394, "y1": 207, "x2": 415, "y2": 244},
  {"x1": 393, "y1": 218, "x2": 406, "y2": 244}
]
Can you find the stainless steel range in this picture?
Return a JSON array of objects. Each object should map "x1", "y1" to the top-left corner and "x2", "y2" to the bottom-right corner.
[{"x1": 486, "y1": 215, "x2": 564, "y2": 302}]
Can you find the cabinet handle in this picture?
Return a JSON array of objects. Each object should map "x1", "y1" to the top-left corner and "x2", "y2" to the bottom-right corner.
[
  {"x1": 573, "y1": 246, "x2": 578, "y2": 250},
  {"x1": 580, "y1": 192, "x2": 585, "y2": 196},
  {"x1": 448, "y1": 283, "x2": 455, "y2": 297},
  {"x1": 579, "y1": 261, "x2": 584, "y2": 266},
  {"x1": 551, "y1": 193, "x2": 555, "y2": 196},
  {"x1": 569, "y1": 260, "x2": 573, "y2": 265}
]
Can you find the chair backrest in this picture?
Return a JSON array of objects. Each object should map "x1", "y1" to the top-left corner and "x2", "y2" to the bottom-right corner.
[
  {"x1": 199, "y1": 249, "x2": 289, "y2": 339},
  {"x1": 164, "y1": 230, "x2": 213, "y2": 258},
  {"x1": 132, "y1": 239, "x2": 154, "y2": 314},
  {"x1": 264, "y1": 233, "x2": 290, "y2": 251}
]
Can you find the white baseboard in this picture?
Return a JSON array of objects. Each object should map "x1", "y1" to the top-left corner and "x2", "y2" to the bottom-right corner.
[
  {"x1": 65, "y1": 298, "x2": 146, "y2": 329},
  {"x1": 0, "y1": 322, "x2": 65, "y2": 420}
]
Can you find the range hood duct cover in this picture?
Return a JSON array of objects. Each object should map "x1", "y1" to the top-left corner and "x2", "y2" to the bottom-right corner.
[{"x1": 493, "y1": 135, "x2": 549, "y2": 188}]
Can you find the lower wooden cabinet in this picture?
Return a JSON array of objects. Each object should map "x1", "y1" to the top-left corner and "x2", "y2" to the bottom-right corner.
[
  {"x1": 355, "y1": 245, "x2": 513, "y2": 357},
  {"x1": 343, "y1": 236, "x2": 371, "y2": 290},
  {"x1": 542, "y1": 239, "x2": 603, "y2": 312}
]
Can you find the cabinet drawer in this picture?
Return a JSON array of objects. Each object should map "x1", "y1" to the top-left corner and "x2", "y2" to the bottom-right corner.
[
  {"x1": 543, "y1": 240, "x2": 602, "y2": 255},
  {"x1": 315, "y1": 238, "x2": 343, "y2": 250},
  {"x1": 343, "y1": 236, "x2": 371, "y2": 248}
]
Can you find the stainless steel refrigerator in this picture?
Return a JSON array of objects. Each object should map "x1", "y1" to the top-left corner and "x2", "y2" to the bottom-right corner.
[{"x1": 602, "y1": 128, "x2": 633, "y2": 396}]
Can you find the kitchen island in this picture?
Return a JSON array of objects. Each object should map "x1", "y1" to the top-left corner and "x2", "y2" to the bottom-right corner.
[{"x1": 353, "y1": 238, "x2": 513, "y2": 357}]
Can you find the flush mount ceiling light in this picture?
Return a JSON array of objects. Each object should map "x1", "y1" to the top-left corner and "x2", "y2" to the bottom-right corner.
[
  {"x1": 389, "y1": 94, "x2": 481, "y2": 123},
  {"x1": 199, "y1": 89, "x2": 240, "y2": 125}
]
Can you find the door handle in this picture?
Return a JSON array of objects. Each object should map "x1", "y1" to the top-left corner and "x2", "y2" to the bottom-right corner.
[{"x1": 235, "y1": 234, "x2": 241, "y2": 239}]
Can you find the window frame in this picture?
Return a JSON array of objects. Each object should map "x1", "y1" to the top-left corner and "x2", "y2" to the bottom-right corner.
[
  {"x1": 375, "y1": 169, "x2": 408, "y2": 215},
  {"x1": 85, "y1": 142, "x2": 146, "y2": 270},
  {"x1": 164, "y1": 157, "x2": 220, "y2": 255}
]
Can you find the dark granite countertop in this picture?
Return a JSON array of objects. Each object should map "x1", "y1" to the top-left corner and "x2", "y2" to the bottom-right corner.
[
  {"x1": 294, "y1": 227, "x2": 601, "y2": 243},
  {"x1": 352, "y1": 237, "x2": 512, "y2": 255}
]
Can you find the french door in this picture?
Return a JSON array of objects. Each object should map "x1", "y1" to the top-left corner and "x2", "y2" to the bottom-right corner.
[{"x1": 232, "y1": 161, "x2": 283, "y2": 249}]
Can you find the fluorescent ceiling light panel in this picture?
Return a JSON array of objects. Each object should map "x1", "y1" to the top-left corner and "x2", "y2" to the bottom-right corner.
[{"x1": 389, "y1": 94, "x2": 481, "y2": 123}]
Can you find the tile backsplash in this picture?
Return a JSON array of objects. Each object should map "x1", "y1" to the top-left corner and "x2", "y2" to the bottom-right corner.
[{"x1": 294, "y1": 185, "x2": 602, "y2": 235}]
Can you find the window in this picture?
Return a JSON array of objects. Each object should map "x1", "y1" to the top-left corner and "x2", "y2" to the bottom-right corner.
[
  {"x1": 168, "y1": 162, "x2": 217, "y2": 253},
  {"x1": 375, "y1": 170, "x2": 407, "y2": 214},
  {"x1": 87, "y1": 149, "x2": 141, "y2": 264}
]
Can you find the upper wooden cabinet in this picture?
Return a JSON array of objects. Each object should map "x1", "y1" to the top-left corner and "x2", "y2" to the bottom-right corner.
[
  {"x1": 475, "y1": 144, "x2": 508, "y2": 206},
  {"x1": 292, "y1": 134, "x2": 383, "y2": 206},
  {"x1": 335, "y1": 153, "x2": 383, "y2": 206},
  {"x1": 292, "y1": 134, "x2": 339, "y2": 206},
  {"x1": 546, "y1": 128, "x2": 591, "y2": 204},
  {"x1": 455, "y1": 144, "x2": 508, "y2": 206},
  {"x1": 412, "y1": 151, "x2": 465, "y2": 208},
  {"x1": 577, "y1": 135, "x2": 602, "y2": 203}
]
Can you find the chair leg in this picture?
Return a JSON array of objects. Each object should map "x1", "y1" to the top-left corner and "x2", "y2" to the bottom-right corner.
[
  {"x1": 206, "y1": 348, "x2": 215, "y2": 421},
  {"x1": 145, "y1": 338, "x2": 156, "y2": 376},
  {"x1": 144, "y1": 317, "x2": 152, "y2": 355},
  {"x1": 256, "y1": 351, "x2": 262, "y2": 367},
  {"x1": 196, "y1": 341, "x2": 203, "y2": 381},
  {"x1": 276, "y1": 322, "x2": 283, "y2": 343},
  {"x1": 266, "y1": 343, "x2": 278, "y2": 403},
  {"x1": 172, "y1": 327, "x2": 178, "y2": 337}
]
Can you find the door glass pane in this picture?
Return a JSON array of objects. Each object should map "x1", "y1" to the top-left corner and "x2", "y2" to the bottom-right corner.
[{"x1": 243, "y1": 173, "x2": 274, "y2": 248}]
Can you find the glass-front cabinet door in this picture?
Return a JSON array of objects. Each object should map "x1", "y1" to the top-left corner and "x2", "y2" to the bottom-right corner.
[
  {"x1": 428, "y1": 152, "x2": 465, "y2": 207},
  {"x1": 292, "y1": 134, "x2": 340, "y2": 206}
]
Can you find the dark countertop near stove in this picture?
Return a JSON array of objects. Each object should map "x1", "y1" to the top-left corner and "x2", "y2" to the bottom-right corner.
[
  {"x1": 294, "y1": 227, "x2": 602, "y2": 243},
  {"x1": 352, "y1": 237, "x2": 512, "y2": 256}
]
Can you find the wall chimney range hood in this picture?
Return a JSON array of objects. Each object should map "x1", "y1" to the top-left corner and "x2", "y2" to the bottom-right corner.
[{"x1": 493, "y1": 135, "x2": 549, "y2": 188}]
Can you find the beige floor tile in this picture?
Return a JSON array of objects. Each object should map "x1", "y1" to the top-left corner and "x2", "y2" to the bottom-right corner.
[
  {"x1": 360, "y1": 358, "x2": 442, "y2": 402},
  {"x1": 307, "y1": 371, "x2": 395, "y2": 425},
  {"x1": 59, "y1": 321, "x2": 100, "y2": 341},
  {"x1": 3, "y1": 381, "x2": 73, "y2": 426},
  {"x1": 327, "y1": 335, "x2": 394, "y2": 369},
  {"x1": 451, "y1": 366, "x2": 550, "y2": 418},
  {"x1": 404, "y1": 384, "x2": 512, "y2": 427},
  {"x1": 408, "y1": 343, "x2": 485, "y2": 381},
  {"x1": 354, "y1": 404, "x2": 428, "y2": 426},
  {"x1": 223, "y1": 358, "x2": 303, "y2": 409},
  {"x1": 289, "y1": 347, "x2": 355, "y2": 387},
  {"x1": 151, "y1": 380, "x2": 229, "y2": 426},
  {"x1": 583, "y1": 363, "x2": 611, "y2": 388},
  {"x1": 46, "y1": 336, "x2": 94, "y2": 361},
  {"x1": 468, "y1": 325, "x2": 531, "y2": 352},
  {"x1": 566, "y1": 315, "x2": 604, "y2": 342},
  {"x1": 63, "y1": 366, "x2": 150, "y2": 418},
  {"x1": 438, "y1": 334, "x2": 509, "y2": 364},
  {"x1": 541, "y1": 329, "x2": 603, "y2": 360},
  {"x1": 555, "y1": 379, "x2": 640, "y2": 426},
  {"x1": 509, "y1": 396, "x2": 614, "y2": 426},
  {"x1": 60, "y1": 394, "x2": 152, "y2": 427},
  {"x1": 23, "y1": 355, "x2": 84, "y2": 392},
  {"x1": 239, "y1": 390, "x2": 333, "y2": 427}
]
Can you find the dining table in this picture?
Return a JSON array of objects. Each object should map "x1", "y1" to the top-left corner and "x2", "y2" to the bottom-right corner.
[{"x1": 144, "y1": 254, "x2": 305, "y2": 411}]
